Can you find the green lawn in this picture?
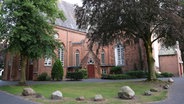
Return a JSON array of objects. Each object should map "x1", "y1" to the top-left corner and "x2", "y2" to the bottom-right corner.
[{"x1": 0, "y1": 80, "x2": 168, "y2": 104}]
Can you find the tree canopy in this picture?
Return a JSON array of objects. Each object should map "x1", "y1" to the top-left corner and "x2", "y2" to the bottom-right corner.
[
  {"x1": 75, "y1": 0, "x2": 184, "y2": 80},
  {"x1": 0, "y1": 0, "x2": 65, "y2": 84}
]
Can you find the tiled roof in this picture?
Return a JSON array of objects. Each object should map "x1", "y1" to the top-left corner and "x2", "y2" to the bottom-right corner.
[
  {"x1": 56, "y1": 1, "x2": 81, "y2": 31},
  {"x1": 159, "y1": 46, "x2": 176, "y2": 56}
]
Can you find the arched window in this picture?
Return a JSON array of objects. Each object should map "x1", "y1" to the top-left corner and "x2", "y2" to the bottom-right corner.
[
  {"x1": 101, "y1": 50, "x2": 105, "y2": 65},
  {"x1": 58, "y1": 45, "x2": 64, "y2": 66},
  {"x1": 75, "y1": 50, "x2": 80, "y2": 66},
  {"x1": 115, "y1": 43, "x2": 125, "y2": 66},
  {"x1": 54, "y1": 33, "x2": 59, "y2": 39}
]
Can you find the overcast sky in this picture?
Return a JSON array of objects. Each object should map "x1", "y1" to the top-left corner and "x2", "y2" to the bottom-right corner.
[{"x1": 63, "y1": 0, "x2": 82, "y2": 6}]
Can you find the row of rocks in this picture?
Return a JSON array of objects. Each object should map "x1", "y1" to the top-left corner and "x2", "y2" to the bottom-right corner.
[
  {"x1": 76, "y1": 94, "x2": 104, "y2": 101},
  {"x1": 144, "y1": 78, "x2": 174, "y2": 96},
  {"x1": 22, "y1": 88, "x2": 63, "y2": 100},
  {"x1": 22, "y1": 78, "x2": 174, "y2": 101},
  {"x1": 22, "y1": 88, "x2": 104, "y2": 101}
]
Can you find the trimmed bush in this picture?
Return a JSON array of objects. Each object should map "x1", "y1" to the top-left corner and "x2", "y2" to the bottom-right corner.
[
  {"x1": 110, "y1": 66, "x2": 122, "y2": 74},
  {"x1": 156, "y1": 72, "x2": 174, "y2": 78},
  {"x1": 101, "y1": 74, "x2": 131, "y2": 80},
  {"x1": 66, "y1": 71, "x2": 83, "y2": 80},
  {"x1": 37, "y1": 72, "x2": 51, "y2": 81},
  {"x1": 66, "y1": 69, "x2": 87, "y2": 80},
  {"x1": 51, "y1": 59, "x2": 63, "y2": 80},
  {"x1": 79, "y1": 69, "x2": 88, "y2": 79},
  {"x1": 125, "y1": 70, "x2": 147, "y2": 78}
]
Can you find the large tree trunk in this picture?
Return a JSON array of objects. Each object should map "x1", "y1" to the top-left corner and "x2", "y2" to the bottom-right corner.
[
  {"x1": 19, "y1": 55, "x2": 27, "y2": 85},
  {"x1": 138, "y1": 39, "x2": 144, "y2": 70},
  {"x1": 145, "y1": 42, "x2": 157, "y2": 81}
]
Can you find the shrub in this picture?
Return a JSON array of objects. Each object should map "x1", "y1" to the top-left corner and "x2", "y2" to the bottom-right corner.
[
  {"x1": 37, "y1": 72, "x2": 51, "y2": 81},
  {"x1": 66, "y1": 71, "x2": 83, "y2": 80},
  {"x1": 51, "y1": 59, "x2": 63, "y2": 80},
  {"x1": 79, "y1": 69, "x2": 88, "y2": 79},
  {"x1": 66, "y1": 68, "x2": 87, "y2": 80},
  {"x1": 125, "y1": 70, "x2": 147, "y2": 78},
  {"x1": 101, "y1": 74, "x2": 131, "y2": 80},
  {"x1": 110, "y1": 66, "x2": 122, "y2": 74},
  {"x1": 160, "y1": 72, "x2": 174, "y2": 77}
]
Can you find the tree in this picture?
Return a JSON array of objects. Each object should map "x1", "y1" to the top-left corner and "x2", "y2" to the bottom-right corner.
[
  {"x1": 51, "y1": 59, "x2": 63, "y2": 80},
  {"x1": 0, "y1": 0, "x2": 65, "y2": 85},
  {"x1": 75, "y1": 0, "x2": 184, "y2": 81}
]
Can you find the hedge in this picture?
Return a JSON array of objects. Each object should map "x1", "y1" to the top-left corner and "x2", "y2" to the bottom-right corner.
[
  {"x1": 66, "y1": 71, "x2": 84, "y2": 80},
  {"x1": 101, "y1": 74, "x2": 131, "y2": 80}
]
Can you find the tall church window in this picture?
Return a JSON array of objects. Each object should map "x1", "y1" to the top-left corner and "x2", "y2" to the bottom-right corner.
[
  {"x1": 115, "y1": 43, "x2": 125, "y2": 66},
  {"x1": 58, "y1": 45, "x2": 64, "y2": 66},
  {"x1": 101, "y1": 50, "x2": 105, "y2": 65},
  {"x1": 75, "y1": 50, "x2": 80, "y2": 66}
]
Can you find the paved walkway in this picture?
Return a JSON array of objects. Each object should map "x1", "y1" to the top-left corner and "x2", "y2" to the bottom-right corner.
[
  {"x1": 0, "y1": 91, "x2": 37, "y2": 104},
  {"x1": 0, "y1": 78, "x2": 183, "y2": 104},
  {"x1": 148, "y1": 77, "x2": 184, "y2": 104}
]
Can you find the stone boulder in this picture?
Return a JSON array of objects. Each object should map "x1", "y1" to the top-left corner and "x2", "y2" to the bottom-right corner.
[
  {"x1": 22, "y1": 88, "x2": 36, "y2": 96},
  {"x1": 51, "y1": 90, "x2": 63, "y2": 100},
  {"x1": 118, "y1": 86, "x2": 135, "y2": 99},
  {"x1": 144, "y1": 91, "x2": 152, "y2": 96},
  {"x1": 163, "y1": 84, "x2": 170, "y2": 89},
  {"x1": 76, "y1": 96, "x2": 85, "y2": 101},
  {"x1": 94, "y1": 94, "x2": 104, "y2": 101},
  {"x1": 35, "y1": 93, "x2": 44, "y2": 99},
  {"x1": 168, "y1": 78, "x2": 174, "y2": 83},
  {"x1": 150, "y1": 88, "x2": 159, "y2": 92}
]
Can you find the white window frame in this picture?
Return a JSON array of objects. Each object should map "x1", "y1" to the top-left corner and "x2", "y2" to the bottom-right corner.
[
  {"x1": 101, "y1": 51, "x2": 105, "y2": 65},
  {"x1": 58, "y1": 45, "x2": 64, "y2": 66},
  {"x1": 44, "y1": 57, "x2": 52, "y2": 66},
  {"x1": 102, "y1": 68, "x2": 107, "y2": 74},
  {"x1": 115, "y1": 44, "x2": 125, "y2": 66},
  {"x1": 75, "y1": 50, "x2": 80, "y2": 66}
]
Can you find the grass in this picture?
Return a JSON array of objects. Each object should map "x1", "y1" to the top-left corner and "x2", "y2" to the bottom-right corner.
[{"x1": 0, "y1": 80, "x2": 169, "y2": 104}]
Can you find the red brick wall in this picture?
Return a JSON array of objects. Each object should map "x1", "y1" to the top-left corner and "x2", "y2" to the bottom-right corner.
[
  {"x1": 3, "y1": 26, "x2": 148, "y2": 80},
  {"x1": 159, "y1": 55, "x2": 179, "y2": 76}
]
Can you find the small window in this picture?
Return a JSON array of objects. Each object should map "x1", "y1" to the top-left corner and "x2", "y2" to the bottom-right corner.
[
  {"x1": 44, "y1": 57, "x2": 52, "y2": 66},
  {"x1": 102, "y1": 68, "x2": 107, "y2": 74},
  {"x1": 75, "y1": 50, "x2": 80, "y2": 66},
  {"x1": 88, "y1": 58, "x2": 94, "y2": 64}
]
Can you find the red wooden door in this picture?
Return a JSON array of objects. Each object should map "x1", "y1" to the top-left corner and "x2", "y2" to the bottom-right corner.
[{"x1": 87, "y1": 64, "x2": 95, "y2": 78}]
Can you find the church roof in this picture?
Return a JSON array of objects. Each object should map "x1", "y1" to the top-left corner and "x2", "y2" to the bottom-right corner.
[
  {"x1": 159, "y1": 47, "x2": 176, "y2": 56},
  {"x1": 56, "y1": 1, "x2": 82, "y2": 32}
]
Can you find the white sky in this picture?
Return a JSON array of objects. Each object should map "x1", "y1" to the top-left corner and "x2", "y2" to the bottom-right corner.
[{"x1": 63, "y1": 0, "x2": 82, "y2": 6}]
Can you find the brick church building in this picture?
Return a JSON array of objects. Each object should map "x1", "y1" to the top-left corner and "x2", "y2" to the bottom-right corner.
[{"x1": 2, "y1": 1, "x2": 148, "y2": 80}]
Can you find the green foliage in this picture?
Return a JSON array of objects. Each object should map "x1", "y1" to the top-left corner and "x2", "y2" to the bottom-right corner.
[
  {"x1": 101, "y1": 74, "x2": 131, "y2": 80},
  {"x1": 0, "y1": 0, "x2": 65, "y2": 84},
  {"x1": 79, "y1": 69, "x2": 88, "y2": 79},
  {"x1": 125, "y1": 71, "x2": 148, "y2": 78},
  {"x1": 51, "y1": 59, "x2": 63, "y2": 81},
  {"x1": 156, "y1": 72, "x2": 174, "y2": 78},
  {"x1": 37, "y1": 72, "x2": 51, "y2": 81},
  {"x1": 66, "y1": 71, "x2": 83, "y2": 80},
  {"x1": 75, "y1": 0, "x2": 184, "y2": 81},
  {"x1": 102, "y1": 70, "x2": 148, "y2": 80},
  {"x1": 110, "y1": 66, "x2": 122, "y2": 74},
  {"x1": 66, "y1": 69, "x2": 87, "y2": 80}
]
